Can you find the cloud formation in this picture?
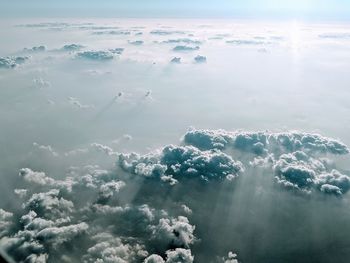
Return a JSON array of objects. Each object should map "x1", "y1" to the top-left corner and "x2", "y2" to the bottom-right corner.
[
  {"x1": 173, "y1": 46, "x2": 200, "y2": 52},
  {"x1": 0, "y1": 56, "x2": 29, "y2": 69},
  {"x1": 1, "y1": 129, "x2": 350, "y2": 263},
  {"x1": 76, "y1": 51, "x2": 114, "y2": 61}
]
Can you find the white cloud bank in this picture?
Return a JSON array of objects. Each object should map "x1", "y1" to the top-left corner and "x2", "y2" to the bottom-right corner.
[{"x1": 1, "y1": 129, "x2": 350, "y2": 263}]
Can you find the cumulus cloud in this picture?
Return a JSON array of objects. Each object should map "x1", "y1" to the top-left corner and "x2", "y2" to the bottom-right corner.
[
  {"x1": 274, "y1": 151, "x2": 350, "y2": 194},
  {"x1": 112, "y1": 134, "x2": 133, "y2": 145},
  {"x1": 19, "y1": 168, "x2": 56, "y2": 186},
  {"x1": 2, "y1": 129, "x2": 350, "y2": 263},
  {"x1": 109, "y1": 48, "x2": 124, "y2": 54},
  {"x1": 0, "y1": 56, "x2": 29, "y2": 69},
  {"x1": 173, "y1": 46, "x2": 200, "y2": 52},
  {"x1": 183, "y1": 129, "x2": 349, "y2": 155},
  {"x1": 76, "y1": 51, "x2": 114, "y2": 61},
  {"x1": 194, "y1": 55, "x2": 206, "y2": 63},
  {"x1": 165, "y1": 249, "x2": 194, "y2": 263},
  {"x1": 182, "y1": 129, "x2": 350, "y2": 195},
  {"x1": 223, "y1": 251, "x2": 239, "y2": 263},
  {"x1": 91, "y1": 143, "x2": 117, "y2": 156},
  {"x1": 170, "y1": 57, "x2": 181, "y2": 64},
  {"x1": 36, "y1": 222, "x2": 88, "y2": 245},
  {"x1": 32, "y1": 142, "x2": 58, "y2": 157},
  {"x1": 83, "y1": 232, "x2": 148, "y2": 263},
  {"x1": 145, "y1": 249, "x2": 193, "y2": 263},
  {"x1": 23, "y1": 46, "x2": 46, "y2": 52},
  {"x1": 61, "y1": 44, "x2": 84, "y2": 51},
  {"x1": 0, "y1": 209, "x2": 13, "y2": 238},
  {"x1": 118, "y1": 144, "x2": 244, "y2": 183}
]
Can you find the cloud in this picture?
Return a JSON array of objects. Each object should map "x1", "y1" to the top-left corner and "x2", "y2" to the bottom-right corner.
[
  {"x1": 150, "y1": 216, "x2": 195, "y2": 249},
  {"x1": 25, "y1": 189, "x2": 74, "y2": 219},
  {"x1": 165, "y1": 249, "x2": 194, "y2": 263},
  {"x1": 144, "y1": 254, "x2": 165, "y2": 263},
  {"x1": 145, "y1": 249, "x2": 194, "y2": 263},
  {"x1": 32, "y1": 78, "x2": 51, "y2": 89},
  {"x1": 0, "y1": 209, "x2": 13, "y2": 239},
  {"x1": 162, "y1": 39, "x2": 202, "y2": 45},
  {"x1": 2, "y1": 129, "x2": 350, "y2": 262},
  {"x1": 76, "y1": 51, "x2": 114, "y2": 61},
  {"x1": 68, "y1": 97, "x2": 95, "y2": 109},
  {"x1": 129, "y1": 40, "x2": 144, "y2": 45},
  {"x1": 0, "y1": 56, "x2": 29, "y2": 69},
  {"x1": 36, "y1": 222, "x2": 88, "y2": 246},
  {"x1": 112, "y1": 134, "x2": 133, "y2": 145},
  {"x1": 183, "y1": 129, "x2": 349, "y2": 155},
  {"x1": 83, "y1": 232, "x2": 148, "y2": 263},
  {"x1": 118, "y1": 145, "x2": 244, "y2": 183},
  {"x1": 183, "y1": 129, "x2": 350, "y2": 195},
  {"x1": 93, "y1": 30, "x2": 131, "y2": 35},
  {"x1": 274, "y1": 151, "x2": 350, "y2": 194},
  {"x1": 32, "y1": 142, "x2": 58, "y2": 157},
  {"x1": 61, "y1": 44, "x2": 84, "y2": 51},
  {"x1": 19, "y1": 168, "x2": 56, "y2": 186},
  {"x1": 23, "y1": 46, "x2": 46, "y2": 52},
  {"x1": 173, "y1": 46, "x2": 199, "y2": 52},
  {"x1": 109, "y1": 48, "x2": 125, "y2": 54},
  {"x1": 170, "y1": 57, "x2": 181, "y2": 64},
  {"x1": 14, "y1": 189, "x2": 28, "y2": 198},
  {"x1": 223, "y1": 251, "x2": 239, "y2": 263},
  {"x1": 194, "y1": 55, "x2": 206, "y2": 63},
  {"x1": 91, "y1": 143, "x2": 117, "y2": 156}
]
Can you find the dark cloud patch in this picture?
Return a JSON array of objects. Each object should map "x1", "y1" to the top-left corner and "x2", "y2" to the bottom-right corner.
[
  {"x1": 61, "y1": 44, "x2": 84, "y2": 51},
  {"x1": 76, "y1": 51, "x2": 115, "y2": 61},
  {"x1": 170, "y1": 57, "x2": 181, "y2": 64},
  {"x1": 274, "y1": 151, "x2": 350, "y2": 194},
  {"x1": 173, "y1": 46, "x2": 200, "y2": 52},
  {"x1": 109, "y1": 48, "x2": 124, "y2": 54},
  {"x1": 194, "y1": 55, "x2": 206, "y2": 63},
  {"x1": 0, "y1": 56, "x2": 29, "y2": 69},
  {"x1": 23, "y1": 46, "x2": 46, "y2": 52}
]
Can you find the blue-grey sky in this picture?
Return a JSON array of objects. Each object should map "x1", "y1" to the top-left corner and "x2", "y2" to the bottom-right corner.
[{"x1": 1, "y1": 0, "x2": 350, "y2": 20}]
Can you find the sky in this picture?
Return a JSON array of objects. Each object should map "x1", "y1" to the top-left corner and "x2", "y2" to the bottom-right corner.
[{"x1": 1, "y1": 0, "x2": 350, "y2": 20}]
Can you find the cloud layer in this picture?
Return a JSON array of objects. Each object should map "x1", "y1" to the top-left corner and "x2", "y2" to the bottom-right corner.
[{"x1": 1, "y1": 129, "x2": 350, "y2": 263}]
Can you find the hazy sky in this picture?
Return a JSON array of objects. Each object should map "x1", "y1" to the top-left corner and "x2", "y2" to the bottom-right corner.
[{"x1": 1, "y1": 0, "x2": 350, "y2": 20}]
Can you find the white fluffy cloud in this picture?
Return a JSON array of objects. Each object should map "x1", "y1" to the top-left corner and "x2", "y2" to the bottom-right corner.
[{"x1": 118, "y1": 144, "x2": 244, "y2": 183}]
